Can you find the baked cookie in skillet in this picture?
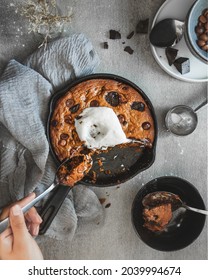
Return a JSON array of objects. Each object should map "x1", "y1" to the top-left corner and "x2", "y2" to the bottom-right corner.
[{"x1": 50, "y1": 78, "x2": 155, "y2": 162}]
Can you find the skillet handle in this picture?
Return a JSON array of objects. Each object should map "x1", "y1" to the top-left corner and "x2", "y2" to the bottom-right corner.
[{"x1": 39, "y1": 184, "x2": 71, "y2": 235}]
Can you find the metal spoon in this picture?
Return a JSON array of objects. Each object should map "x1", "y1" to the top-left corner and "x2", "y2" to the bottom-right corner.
[
  {"x1": 149, "y1": 18, "x2": 184, "y2": 47},
  {"x1": 165, "y1": 99, "x2": 207, "y2": 136},
  {"x1": 142, "y1": 191, "x2": 208, "y2": 215},
  {"x1": 0, "y1": 154, "x2": 93, "y2": 234}
]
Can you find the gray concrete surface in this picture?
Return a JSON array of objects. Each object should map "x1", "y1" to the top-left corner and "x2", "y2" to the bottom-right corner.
[{"x1": 0, "y1": 0, "x2": 207, "y2": 259}]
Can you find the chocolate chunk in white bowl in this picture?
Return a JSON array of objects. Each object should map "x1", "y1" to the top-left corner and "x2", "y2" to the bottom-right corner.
[{"x1": 174, "y1": 57, "x2": 190, "y2": 75}]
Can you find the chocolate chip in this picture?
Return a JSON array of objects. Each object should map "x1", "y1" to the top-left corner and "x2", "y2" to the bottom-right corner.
[
  {"x1": 124, "y1": 46, "x2": 134, "y2": 54},
  {"x1": 109, "y1": 29, "x2": 121, "y2": 39},
  {"x1": 142, "y1": 122, "x2": 151, "y2": 130},
  {"x1": 136, "y1": 18, "x2": 149, "y2": 34},
  {"x1": 127, "y1": 31, "x2": 134, "y2": 39},
  {"x1": 90, "y1": 100, "x2": 100, "y2": 107},
  {"x1": 60, "y1": 133, "x2": 69, "y2": 140},
  {"x1": 76, "y1": 115, "x2": 82, "y2": 120},
  {"x1": 131, "y1": 101, "x2": 145, "y2": 111},
  {"x1": 103, "y1": 42, "x2": 109, "y2": 49},
  {"x1": 117, "y1": 114, "x2": 125, "y2": 124},
  {"x1": 105, "y1": 92, "x2": 120, "y2": 107},
  {"x1": 122, "y1": 86, "x2": 129, "y2": 90},
  {"x1": 58, "y1": 139, "x2": 67, "y2": 146},
  {"x1": 105, "y1": 203, "x2": 111, "y2": 208},
  {"x1": 69, "y1": 104, "x2": 80, "y2": 113},
  {"x1": 66, "y1": 99, "x2": 75, "y2": 108},
  {"x1": 64, "y1": 115, "x2": 73, "y2": 124},
  {"x1": 51, "y1": 119, "x2": 58, "y2": 127}
]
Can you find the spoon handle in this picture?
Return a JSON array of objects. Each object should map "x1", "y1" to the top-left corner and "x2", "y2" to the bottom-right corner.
[
  {"x1": 0, "y1": 183, "x2": 57, "y2": 234},
  {"x1": 194, "y1": 99, "x2": 208, "y2": 113},
  {"x1": 185, "y1": 205, "x2": 208, "y2": 215}
]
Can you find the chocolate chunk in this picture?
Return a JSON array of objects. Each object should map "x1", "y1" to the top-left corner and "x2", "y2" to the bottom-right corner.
[
  {"x1": 124, "y1": 46, "x2": 134, "y2": 54},
  {"x1": 64, "y1": 115, "x2": 73, "y2": 124},
  {"x1": 165, "y1": 47, "x2": 178, "y2": 66},
  {"x1": 105, "y1": 203, "x2": 111, "y2": 208},
  {"x1": 109, "y1": 29, "x2": 121, "y2": 39},
  {"x1": 127, "y1": 31, "x2": 134, "y2": 39},
  {"x1": 117, "y1": 114, "x2": 126, "y2": 124},
  {"x1": 66, "y1": 98, "x2": 75, "y2": 107},
  {"x1": 105, "y1": 92, "x2": 120, "y2": 107},
  {"x1": 103, "y1": 42, "x2": 109, "y2": 49},
  {"x1": 76, "y1": 115, "x2": 82, "y2": 120},
  {"x1": 90, "y1": 100, "x2": 100, "y2": 107},
  {"x1": 60, "y1": 133, "x2": 69, "y2": 140},
  {"x1": 136, "y1": 18, "x2": 149, "y2": 34},
  {"x1": 131, "y1": 101, "x2": 145, "y2": 111},
  {"x1": 69, "y1": 104, "x2": 80, "y2": 113},
  {"x1": 173, "y1": 57, "x2": 190, "y2": 74},
  {"x1": 142, "y1": 122, "x2": 151, "y2": 130},
  {"x1": 51, "y1": 119, "x2": 58, "y2": 127}
]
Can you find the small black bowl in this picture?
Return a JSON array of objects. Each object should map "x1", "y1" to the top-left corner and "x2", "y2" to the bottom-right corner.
[{"x1": 131, "y1": 176, "x2": 206, "y2": 251}]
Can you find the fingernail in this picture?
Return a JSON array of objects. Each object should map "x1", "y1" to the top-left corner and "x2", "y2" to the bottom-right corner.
[
  {"x1": 27, "y1": 192, "x2": 35, "y2": 198},
  {"x1": 11, "y1": 205, "x2": 22, "y2": 216}
]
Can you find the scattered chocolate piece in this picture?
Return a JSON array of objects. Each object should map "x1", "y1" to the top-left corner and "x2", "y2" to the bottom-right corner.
[
  {"x1": 122, "y1": 41, "x2": 126, "y2": 44},
  {"x1": 105, "y1": 203, "x2": 111, "y2": 208},
  {"x1": 124, "y1": 46, "x2": 134, "y2": 54},
  {"x1": 174, "y1": 57, "x2": 190, "y2": 74},
  {"x1": 105, "y1": 91, "x2": 120, "y2": 107},
  {"x1": 127, "y1": 31, "x2": 134, "y2": 39},
  {"x1": 165, "y1": 47, "x2": 178, "y2": 66},
  {"x1": 109, "y1": 29, "x2": 121, "y2": 39},
  {"x1": 99, "y1": 198, "x2": 106, "y2": 204},
  {"x1": 131, "y1": 101, "x2": 145, "y2": 112},
  {"x1": 103, "y1": 42, "x2": 109, "y2": 49},
  {"x1": 136, "y1": 18, "x2": 149, "y2": 34},
  {"x1": 69, "y1": 104, "x2": 80, "y2": 113}
]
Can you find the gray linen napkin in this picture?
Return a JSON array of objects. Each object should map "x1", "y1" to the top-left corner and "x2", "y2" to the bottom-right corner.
[{"x1": 0, "y1": 33, "x2": 104, "y2": 240}]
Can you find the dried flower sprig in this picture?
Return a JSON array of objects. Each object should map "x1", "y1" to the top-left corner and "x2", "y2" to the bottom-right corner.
[{"x1": 20, "y1": 0, "x2": 72, "y2": 48}]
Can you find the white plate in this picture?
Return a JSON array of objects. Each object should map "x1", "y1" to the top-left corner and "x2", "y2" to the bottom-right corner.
[{"x1": 150, "y1": 0, "x2": 208, "y2": 82}]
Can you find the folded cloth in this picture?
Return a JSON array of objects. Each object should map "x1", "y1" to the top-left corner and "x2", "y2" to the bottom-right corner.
[{"x1": 0, "y1": 33, "x2": 103, "y2": 240}]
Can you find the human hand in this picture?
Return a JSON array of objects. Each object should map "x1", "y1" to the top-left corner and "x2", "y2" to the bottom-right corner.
[
  {"x1": 0, "y1": 193, "x2": 42, "y2": 237},
  {"x1": 0, "y1": 193, "x2": 43, "y2": 260}
]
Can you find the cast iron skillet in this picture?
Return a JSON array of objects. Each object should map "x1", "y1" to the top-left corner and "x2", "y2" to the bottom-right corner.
[{"x1": 39, "y1": 74, "x2": 158, "y2": 234}]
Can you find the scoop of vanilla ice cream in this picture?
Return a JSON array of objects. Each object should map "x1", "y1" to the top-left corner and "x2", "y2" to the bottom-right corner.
[{"x1": 75, "y1": 107, "x2": 131, "y2": 149}]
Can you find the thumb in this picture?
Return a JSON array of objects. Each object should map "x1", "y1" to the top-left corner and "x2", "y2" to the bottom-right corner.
[{"x1": 9, "y1": 205, "x2": 28, "y2": 241}]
